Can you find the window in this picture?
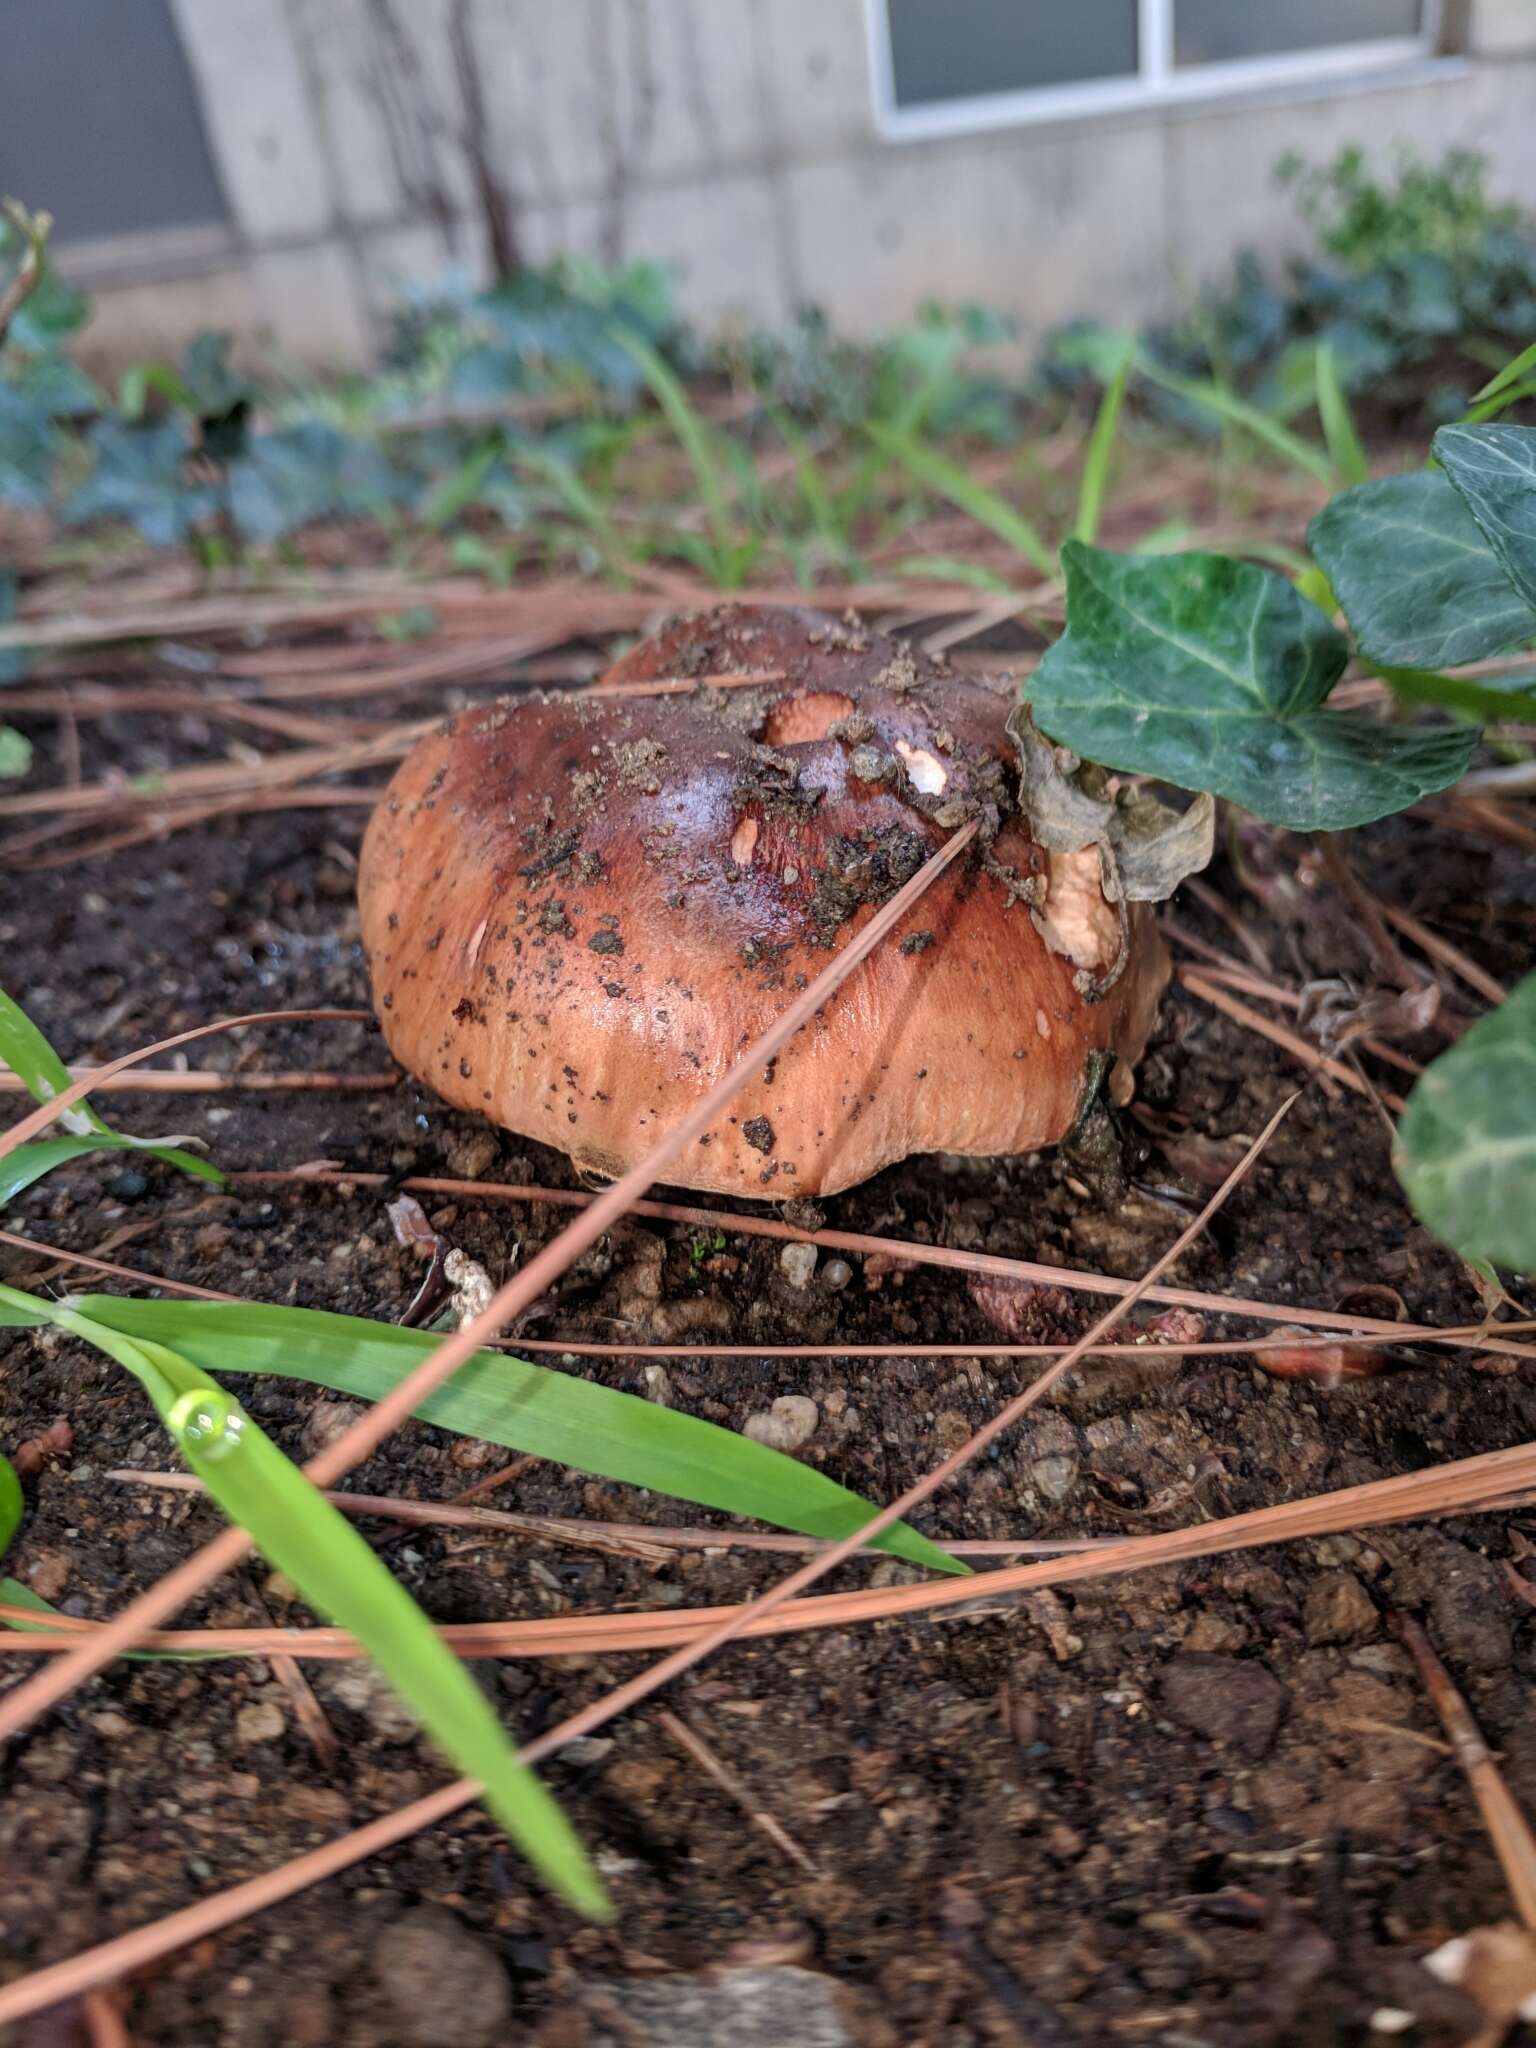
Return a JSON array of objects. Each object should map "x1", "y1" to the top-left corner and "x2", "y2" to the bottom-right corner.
[
  {"x1": 0, "y1": 0, "x2": 228, "y2": 255},
  {"x1": 867, "y1": 0, "x2": 1441, "y2": 140}
]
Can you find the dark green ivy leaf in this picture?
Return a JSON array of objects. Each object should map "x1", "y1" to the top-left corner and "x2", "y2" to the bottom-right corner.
[
  {"x1": 1395, "y1": 969, "x2": 1536, "y2": 1271},
  {"x1": 1434, "y1": 423, "x2": 1536, "y2": 612},
  {"x1": 64, "y1": 420, "x2": 216, "y2": 546},
  {"x1": 1027, "y1": 543, "x2": 1477, "y2": 832},
  {"x1": 1308, "y1": 470, "x2": 1536, "y2": 669}
]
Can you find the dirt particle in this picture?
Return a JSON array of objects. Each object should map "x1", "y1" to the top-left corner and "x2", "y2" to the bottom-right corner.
[
  {"x1": 1162, "y1": 1654, "x2": 1288, "y2": 1758},
  {"x1": 1303, "y1": 1571, "x2": 1379, "y2": 1645},
  {"x1": 742, "y1": 1115, "x2": 775, "y2": 1155},
  {"x1": 588, "y1": 929, "x2": 624, "y2": 956},
  {"x1": 744, "y1": 1395, "x2": 820, "y2": 1452},
  {"x1": 233, "y1": 1699, "x2": 287, "y2": 1748},
  {"x1": 371, "y1": 1906, "x2": 512, "y2": 2048}
]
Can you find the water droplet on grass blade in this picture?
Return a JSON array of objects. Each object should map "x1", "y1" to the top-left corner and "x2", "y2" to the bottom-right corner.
[{"x1": 167, "y1": 1387, "x2": 249, "y2": 1463}]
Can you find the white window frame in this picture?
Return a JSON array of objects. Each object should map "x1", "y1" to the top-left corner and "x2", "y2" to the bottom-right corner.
[{"x1": 865, "y1": 0, "x2": 1443, "y2": 142}]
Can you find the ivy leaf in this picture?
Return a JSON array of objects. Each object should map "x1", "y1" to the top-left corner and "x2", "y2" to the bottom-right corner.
[
  {"x1": 64, "y1": 420, "x2": 216, "y2": 546},
  {"x1": 228, "y1": 423, "x2": 406, "y2": 542},
  {"x1": 0, "y1": 384, "x2": 61, "y2": 510},
  {"x1": 1395, "y1": 970, "x2": 1536, "y2": 1271},
  {"x1": 0, "y1": 570, "x2": 30, "y2": 685},
  {"x1": 1434, "y1": 423, "x2": 1536, "y2": 611},
  {"x1": 1027, "y1": 544, "x2": 1477, "y2": 832},
  {"x1": 1308, "y1": 470, "x2": 1536, "y2": 668}
]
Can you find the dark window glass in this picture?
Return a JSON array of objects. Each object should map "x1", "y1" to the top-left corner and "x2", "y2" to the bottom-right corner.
[
  {"x1": 1174, "y1": 0, "x2": 1422, "y2": 68},
  {"x1": 886, "y1": 0, "x2": 1139, "y2": 107},
  {"x1": 0, "y1": 0, "x2": 227, "y2": 242}
]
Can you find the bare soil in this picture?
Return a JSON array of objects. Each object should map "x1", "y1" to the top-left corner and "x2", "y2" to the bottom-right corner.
[{"x1": 2, "y1": 676, "x2": 1536, "y2": 2046}]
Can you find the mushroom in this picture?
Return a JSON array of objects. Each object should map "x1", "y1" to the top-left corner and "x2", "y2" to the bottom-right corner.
[{"x1": 358, "y1": 604, "x2": 1168, "y2": 1198}]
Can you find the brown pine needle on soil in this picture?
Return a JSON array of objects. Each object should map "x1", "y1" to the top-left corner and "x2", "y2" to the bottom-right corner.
[
  {"x1": 1176, "y1": 968, "x2": 1408, "y2": 1112},
  {"x1": 228, "y1": 1170, "x2": 1536, "y2": 1361},
  {"x1": 9, "y1": 1222, "x2": 1527, "y2": 1365},
  {"x1": 0, "y1": 1068, "x2": 400, "y2": 1095},
  {"x1": 0, "y1": 820, "x2": 980, "y2": 1741},
  {"x1": 10, "y1": 1432, "x2": 1536, "y2": 1664},
  {"x1": 99, "y1": 1471, "x2": 1126, "y2": 1559},
  {"x1": 1398, "y1": 1615, "x2": 1536, "y2": 1932},
  {"x1": 8, "y1": 1434, "x2": 1536, "y2": 2023},
  {"x1": 656, "y1": 1709, "x2": 821, "y2": 1877}
]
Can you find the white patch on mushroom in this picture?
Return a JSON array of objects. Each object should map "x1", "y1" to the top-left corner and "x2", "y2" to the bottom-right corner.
[
  {"x1": 762, "y1": 692, "x2": 855, "y2": 746},
  {"x1": 1034, "y1": 846, "x2": 1121, "y2": 969},
  {"x1": 730, "y1": 816, "x2": 760, "y2": 866},
  {"x1": 1036, "y1": 1008, "x2": 1051, "y2": 1040},
  {"x1": 894, "y1": 739, "x2": 948, "y2": 795},
  {"x1": 468, "y1": 914, "x2": 489, "y2": 964}
]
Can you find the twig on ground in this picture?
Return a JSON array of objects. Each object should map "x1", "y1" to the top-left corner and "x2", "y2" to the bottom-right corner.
[
  {"x1": 657, "y1": 1708, "x2": 821, "y2": 1875},
  {"x1": 1397, "y1": 1614, "x2": 1536, "y2": 1930},
  {"x1": 1176, "y1": 968, "x2": 1407, "y2": 1112}
]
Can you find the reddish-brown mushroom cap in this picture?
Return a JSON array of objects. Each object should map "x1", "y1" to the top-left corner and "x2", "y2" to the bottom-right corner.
[{"x1": 358, "y1": 605, "x2": 1168, "y2": 1197}]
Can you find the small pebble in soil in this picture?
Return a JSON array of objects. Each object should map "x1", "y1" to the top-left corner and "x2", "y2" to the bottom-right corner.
[
  {"x1": 779, "y1": 1241, "x2": 818, "y2": 1291},
  {"x1": 305, "y1": 1398, "x2": 365, "y2": 1454},
  {"x1": 821, "y1": 1257, "x2": 853, "y2": 1291},
  {"x1": 1029, "y1": 1453, "x2": 1079, "y2": 1503},
  {"x1": 1303, "y1": 1570, "x2": 1379, "y2": 1644},
  {"x1": 327, "y1": 1663, "x2": 420, "y2": 1743},
  {"x1": 370, "y1": 1906, "x2": 512, "y2": 2048},
  {"x1": 743, "y1": 1395, "x2": 819, "y2": 1451},
  {"x1": 1161, "y1": 1653, "x2": 1288, "y2": 1759},
  {"x1": 233, "y1": 1699, "x2": 286, "y2": 1747},
  {"x1": 441, "y1": 1125, "x2": 499, "y2": 1181},
  {"x1": 106, "y1": 1167, "x2": 149, "y2": 1200}
]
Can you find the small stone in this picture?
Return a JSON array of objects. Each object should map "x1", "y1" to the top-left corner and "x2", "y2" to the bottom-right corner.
[
  {"x1": 441, "y1": 1126, "x2": 499, "y2": 1181},
  {"x1": 371, "y1": 1906, "x2": 512, "y2": 2047},
  {"x1": 1161, "y1": 1654, "x2": 1288, "y2": 1758},
  {"x1": 328, "y1": 1664, "x2": 419, "y2": 1743},
  {"x1": 642, "y1": 1364, "x2": 674, "y2": 1405},
  {"x1": 1304, "y1": 1571, "x2": 1378, "y2": 1645},
  {"x1": 743, "y1": 1396, "x2": 819, "y2": 1452},
  {"x1": 779, "y1": 1241, "x2": 818, "y2": 1290},
  {"x1": 562, "y1": 1736, "x2": 616, "y2": 1766},
  {"x1": 822, "y1": 1258, "x2": 853, "y2": 1292},
  {"x1": 25, "y1": 1551, "x2": 71, "y2": 1603},
  {"x1": 305, "y1": 1398, "x2": 365, "y2": 1454},
  {"x1": 284, "y1": 1784, "x2": 351, "y2": 1826},
  {"x1": 87, "y1": 1710, "x2": 134, "y2": 1740},
  {"x1": 584, "y1": 1965, "x2": 861, "y2": 2047},
  {"x1": 233, "y1": 1699, "x2": 286, "y2": 1747},
  {"x1": 1029, "y1": 1453, "x2": 1079, "y2": 1502}
]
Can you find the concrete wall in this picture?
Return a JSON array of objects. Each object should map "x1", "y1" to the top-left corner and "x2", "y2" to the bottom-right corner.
[{"x1": 60, "y1": 0, "x2": 1536, "y2": 366}]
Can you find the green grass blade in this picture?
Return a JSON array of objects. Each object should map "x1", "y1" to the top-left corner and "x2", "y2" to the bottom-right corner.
[
  {"x1": 49, "y1": 1302, "x2": 609, "y2": 1917},
  {"x1": 1314, "y1": 344, "x2": 1369, "y2": 489},
  {"x1": 617, "y1": 331, "x2": 737, "y2": 573},
  {"x1": 0, "y1": 1451, "x2": 20, "y2": 1559},
  {"x1": 1, "y1": 1132, "x2": 218, "y2": 1205},
  {"x1": 1376, "y1": 662, "x2": 1536, "y2": 725},
  {"x1": 765, "y1": 404, "x2": 844, "y2": 562},
  {"x1": 68, "y1": 1294, "x2": 965, "y2": 1576},
  {"x1": 515, "y1": 445, "x2": 631, "y2": 579},
  {"x1": 891, "y1": 554, "x2": 1016, "y2": 594},
  {"x1": 0, "y1": 986, "x2": 222, "y2": 1189},
  {"x1": 1472, "y1": 339, "x2": 1536, "y2": 407},
  {"x1": 868, "y1": 426, "x2": 1055, "y2": 576},
  {"x1": 1074, "y1": 339, "x2": 1134, "y2": 544},
  {"x1": 1141, "y1": 362, "x2": 1336, "y2": 485},
  {"x1": 1462, "y1": 377, "x2": 1536, "y2": 426}
]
